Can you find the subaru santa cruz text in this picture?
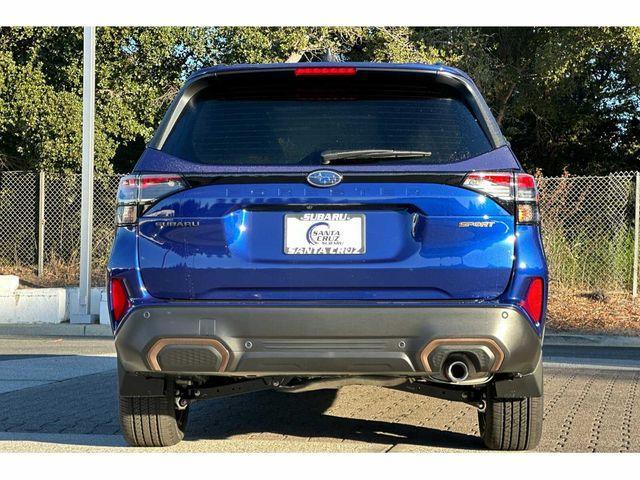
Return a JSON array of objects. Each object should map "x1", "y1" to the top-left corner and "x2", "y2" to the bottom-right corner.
[{"x1": 108, "y1": 62, "x2": 547, "y2": 450}]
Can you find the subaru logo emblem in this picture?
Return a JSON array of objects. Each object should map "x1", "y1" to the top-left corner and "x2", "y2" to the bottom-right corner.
[{"x1": 306, "y1": 170, "x2": 343, "y2": 188}]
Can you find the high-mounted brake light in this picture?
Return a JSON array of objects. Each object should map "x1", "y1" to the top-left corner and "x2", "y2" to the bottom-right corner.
[
  {"x1": 519, "y1": 277, "x2": 544, "y2": 324},
  {"x1": 115, "y1": 174, "x2": 187, "y2": 226},
  {"x1": 462, "y1": 171, "x2": 540, "y2": 225},
  {"x1": 109, "y1": 277, "x2": 131, "y2": 325},
  {"x1": 295, "y1": 67, "x2": 357, "y2": 76}
]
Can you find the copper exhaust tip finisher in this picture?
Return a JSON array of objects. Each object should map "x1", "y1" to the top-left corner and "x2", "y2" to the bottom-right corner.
[
  {"x1": 146, "y1": 337, "x2": 230, "y2": 372},
  {"x1": 419, "y1": 337, "x2": 505, "y2": 373}
]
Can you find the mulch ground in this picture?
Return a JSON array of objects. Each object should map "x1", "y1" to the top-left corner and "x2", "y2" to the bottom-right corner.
[{"x1": 546, "y1": 284, "x2": 640, "y2": 335}]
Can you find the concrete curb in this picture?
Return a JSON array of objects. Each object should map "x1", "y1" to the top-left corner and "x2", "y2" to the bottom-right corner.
[
  {"x1": 0, "y1": 284, "x2": 106, "y2": 325},
  {"x1": 545, "y1": 332, "x2": 640, "y2": 348},
  {"x1": 0, "y1": 323, "x2": 112, "y2": 338}
]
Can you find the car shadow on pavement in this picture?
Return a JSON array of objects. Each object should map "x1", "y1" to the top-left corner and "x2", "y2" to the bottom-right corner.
[
  {"x1": 187, "y1": 389, "x2": 483, "y2": 450},
  {"x1": 0, "y1": 366, "x2": 482, "y2": 451}
]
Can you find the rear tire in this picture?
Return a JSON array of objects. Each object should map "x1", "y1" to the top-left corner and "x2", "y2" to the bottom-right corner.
[
  {"x1": 478, "y1": 394, "x2": 543, "y2": 450},
  {"x1": 119, "y1": 395, "x2": 189, "y2": 447}
]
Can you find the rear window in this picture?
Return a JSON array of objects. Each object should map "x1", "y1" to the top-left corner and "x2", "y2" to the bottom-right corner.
[{"x1": 161, "y1": 71, "x2": 493, "y2": 166}]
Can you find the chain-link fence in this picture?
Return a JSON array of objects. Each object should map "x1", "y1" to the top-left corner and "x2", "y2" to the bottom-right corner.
[
  {"x1": 0, "y1": 171, "x2": 39, "y2": 269},
  {"x1": 0, "y1": 170, "x2": 120, "y2": 286},
  {"x1": 538, "y1": 172, "x2": 638, "y2": 292},
  {"x1": 1, "y1": 169, "x2": 639, "y2": 293}
]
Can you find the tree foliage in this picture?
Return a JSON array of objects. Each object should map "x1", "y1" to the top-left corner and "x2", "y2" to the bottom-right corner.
[{"x1": 0, "y1": 27, "x2": 639, "y2": 175}]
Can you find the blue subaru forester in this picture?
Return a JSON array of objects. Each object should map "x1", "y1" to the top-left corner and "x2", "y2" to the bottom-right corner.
[{"x1": 108, "y1": 63, "x2": 547, "y2": 449}]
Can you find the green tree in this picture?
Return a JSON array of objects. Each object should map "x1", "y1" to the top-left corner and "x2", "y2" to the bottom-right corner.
[
  {"x1": 0, "y1": 27, "x2": 211, "y2": 172},
  {"x1": 1, "y1": 27, "x2": 639, "y2": 175},
  {"x1": 409, "y1": 27, "x2": 640, "y2": 174}
]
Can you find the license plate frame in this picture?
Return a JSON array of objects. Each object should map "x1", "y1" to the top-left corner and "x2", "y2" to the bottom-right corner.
[{"x1": 284, "y1": 212, "x2": 366, "y2": 255}]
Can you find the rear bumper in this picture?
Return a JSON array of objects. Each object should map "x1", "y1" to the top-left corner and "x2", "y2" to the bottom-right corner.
[{"x1": 115, "y1": 304, "x2": 542, "y2": 377}]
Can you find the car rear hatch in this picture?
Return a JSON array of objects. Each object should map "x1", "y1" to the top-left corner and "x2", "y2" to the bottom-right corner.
[{"x1": 132, "y1": 66, "x2": 520, "y2": 301}]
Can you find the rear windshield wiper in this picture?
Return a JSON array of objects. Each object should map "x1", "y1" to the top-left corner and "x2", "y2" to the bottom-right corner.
[{"x1": 321, "y1": 149, "x2": 432, "y2": 165}]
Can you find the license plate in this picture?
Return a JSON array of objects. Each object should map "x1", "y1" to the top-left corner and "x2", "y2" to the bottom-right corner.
[{"x1": 284, "y1": 213, "x2": 365, "y2": 255}]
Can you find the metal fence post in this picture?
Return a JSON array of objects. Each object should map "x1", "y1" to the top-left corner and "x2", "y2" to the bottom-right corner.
[
  {"x1": 37, "y1": 170, "x2": 45, "y2": 277},
  {"x1": 633, "y1": 171, "x2": 640, "y2": 298}
]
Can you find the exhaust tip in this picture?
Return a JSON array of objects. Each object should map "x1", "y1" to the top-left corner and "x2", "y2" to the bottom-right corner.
[{"x1": 445, "y1": 360, "x2": 470, "y2": 382}]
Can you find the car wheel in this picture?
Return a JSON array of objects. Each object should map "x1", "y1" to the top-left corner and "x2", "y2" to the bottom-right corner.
[
  {"x1": 478, "y1": 394, "x2": 543, "y2": 450},
  {"x1": 119, "y1": 395, "x2": 189, "y2": 447}
]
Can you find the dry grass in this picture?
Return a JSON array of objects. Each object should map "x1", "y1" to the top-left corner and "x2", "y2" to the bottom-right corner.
[
  {"x1": 546, "y1": 283, "x2": 640, "y2": 335},
  {"x1": 1, "y1": 261, "x2": 105, "y2": 288}
]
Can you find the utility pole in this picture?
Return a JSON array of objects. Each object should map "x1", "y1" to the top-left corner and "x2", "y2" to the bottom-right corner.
[
  {"x1": 37, "y1": 170, "x2": 45, "y2": 277},
  {"x1": 71, "y1": 26, "x2": 98, "y2": 323}
]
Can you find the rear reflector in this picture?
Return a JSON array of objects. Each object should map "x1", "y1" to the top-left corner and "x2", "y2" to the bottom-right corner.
[
  {"x1": 295, "y1": 67, "x2": 357, "y2": 76},
  {"x1": 519, "y1": 277, "x2": 544, "y2": 324},
  {"x1": 109, "y1": 277, "x2": 131, "y2": 325}
]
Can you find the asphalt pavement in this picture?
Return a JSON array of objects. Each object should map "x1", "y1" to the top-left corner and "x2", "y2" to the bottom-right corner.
[{"x1": 0, "y1": 335, "x2": 638, "y2": 452}]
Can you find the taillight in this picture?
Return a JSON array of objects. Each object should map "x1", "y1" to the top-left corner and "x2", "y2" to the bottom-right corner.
[
  {"x1": 294, "y1": 67, "x2": 357, "y2": 76},
  {"x1": 519, "y1": 277, "x2": 544, "y2": 324},
  {"x1": 515, "y1": 173, "x2": 540, "y2": 224},
  {"x1": 462, "y1": 172, "x2": 513, "y2": 202},
  {"x1": 109, "y1": 277, "x2": 131, "y2": 325},
  {"x1": 115, "y1": 174, "x2": 187, "y2": 225},
  {"x1": 462, "y1": 171, "x2": 540, "y2": 224}
]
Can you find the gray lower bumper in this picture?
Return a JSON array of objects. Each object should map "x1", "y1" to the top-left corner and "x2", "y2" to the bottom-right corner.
[{"x1": 115, "y1": 305, "x2": 542, "y2": 376}]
